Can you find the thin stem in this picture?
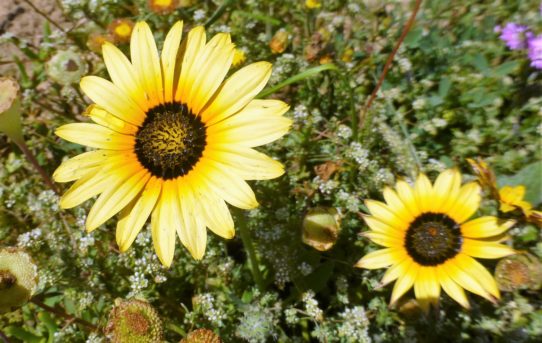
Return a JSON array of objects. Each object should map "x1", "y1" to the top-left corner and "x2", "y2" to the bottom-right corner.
[
  {"x1": 204, "y1": 0, "x2": 236, "y2": 28},
  {"x1": 31, "y1": 299, "x2": 97, "y2": 331},
  {"x1": 237, "y1": 211, "x2": 265, "y2": 290},
  {"x1": 21, "y1": 0, "x2": 65, "y2": 32},
  {"x1": 15, "y1": 140, "x2": 59, "y2": 195},
  {"x1": 358, "y1": 0, "x2": 423, "y2": 131}
]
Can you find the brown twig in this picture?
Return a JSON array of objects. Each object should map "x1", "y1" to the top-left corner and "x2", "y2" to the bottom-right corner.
[
  {"x1": 15, "y1": 140, "x2": 60, "y2": 195},
  {"x1": 358, "y1": 0, "x2": 423, "y2": 130},
  {"x1": 30, "y1": 299, "x2": 98, "y2": 331},
  {"x1": 21, "y1": 0, "x2": 65, "y2": 32}
]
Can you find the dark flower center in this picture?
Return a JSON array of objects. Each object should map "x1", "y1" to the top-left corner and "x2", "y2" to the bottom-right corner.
[
  {"x1": 135, "y1": 102, "x2": 206, "y2": 180},
  {"x1": 405, "y1": 213, "x2": 462, "y2": 266}
]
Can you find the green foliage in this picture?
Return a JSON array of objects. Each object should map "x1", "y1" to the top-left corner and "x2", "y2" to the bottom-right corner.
[{"x1": 0, "y1": 0, "x2": 541, "y2": 342}]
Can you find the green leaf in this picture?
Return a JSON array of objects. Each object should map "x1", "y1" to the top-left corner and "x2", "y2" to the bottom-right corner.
[
  {"x1": 493, "y1": 60, "x2": 520, "y2": 77},
  {"x1": 302, "y1": 261, "x2": 334, "y2": 293},
  {"x1": 38, "y1": 312, "x2": 58, "y2": 343},
  {"x1": 497, "y1": 161, "x2": 542, "y2": 206},
  {"x1": 4, "y1": 326, "x2": 44, "y2": 343},
  {"x1": 438, "y1": 76, "x2": 452, "y2": 98},
  {"x1": 404, "y1": 27, "x2": 423, "y2": 48},
  {"x1": 257, "y1": 63, "x2": 338, "y2": 98}
]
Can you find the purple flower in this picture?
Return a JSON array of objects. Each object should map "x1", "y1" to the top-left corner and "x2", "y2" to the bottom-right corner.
[
  {"x1": 527, "y1": 34, "x2": 542, "y2": 69},
  {"x1": 499, "y1": 23, "x2": 528, "y2": 50}
]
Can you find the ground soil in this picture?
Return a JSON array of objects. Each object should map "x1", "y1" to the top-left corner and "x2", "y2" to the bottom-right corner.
[{"x1": 0, "y1": 0, "x2": 67, "y2": 75}]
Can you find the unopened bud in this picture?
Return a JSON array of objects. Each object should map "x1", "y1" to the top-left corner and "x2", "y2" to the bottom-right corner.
[
  {"x1": 180, "y1": 328, "x2": 222, "y2": 343},
  {"x1": 270, "y1": 29, "x2": 289, "y2": 54},
  {"x1": 46, "y1": 50, "x2": 87, "y2": 85},
  {"x1": 0, "y1": 77, "x2": 23, "y2": 144},
  {"x1": 495, "y1": 253, "x2": 542, "y2": 292},
  {"x1": 0, "y1": 248, "x2": 38, "y2": 313},
  {"x1": 302, "y1": 207, "x2": 341, "y2": 251},
  {"x1": 105, "y1": 298, "x2": 163, "y2": 343}
]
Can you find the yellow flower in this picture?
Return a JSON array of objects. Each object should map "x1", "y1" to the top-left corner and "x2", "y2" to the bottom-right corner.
[
  {"x1": 54, "y1": 22, "x2": 291, "y2": 267},
  {"x1": 232, "y1": 48, "x2": 246, "y2": 67},
  {"x1": 148, "y1": 0, "x2": 178, "y2": 14},
  {"x1": 499, "y1": 185, "x2": 533, "y2": 215},
  {"x1": 356, "y1": 169, "x2": 516, "y2": 311},
  {"x1": 108, "y1": 19, "x2": 135, "y2": 43},
  {"x1": 305, "y1": 0, "x2": 322, "y2": 9}
]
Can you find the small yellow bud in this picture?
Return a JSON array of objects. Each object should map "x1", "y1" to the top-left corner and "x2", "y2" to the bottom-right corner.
[
  {"x1": 305, "y1": 0, "x2": 322, "y2": 9},
  {"x1": 270, "y1": 29, "x2": 289, "y2": 54}
]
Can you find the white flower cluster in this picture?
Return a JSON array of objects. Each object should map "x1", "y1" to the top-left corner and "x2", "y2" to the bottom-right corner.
[
  {"x1": 314, "y1": 175, "x2": 339, "y2": 195},
  {"x1": 347, "y1": 142, "x2": 370, "y2": 170},
  {"x1": 337, "y1": 306, "x2": 371, "y2": 343},
  {"x1": 17, "y1": 228, "x2": 43, "y2": 248},
  {"x1": 337, "y1": 124, "x2": 353, "y2": 139},
  {"x1": 197, "y1": 293, "x2": 226, "y2": 327},
  {"x1": 302, "y1": 290, "x2": 323, "y2": 322}
]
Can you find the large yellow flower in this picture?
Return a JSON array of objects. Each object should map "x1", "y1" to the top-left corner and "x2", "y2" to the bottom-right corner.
[
  {"x1": 53, "y1": 21, "x2": 291, "y2": 266},
  {"x1": 355, "y1": 169, "x2": 516, "y2": 310}
]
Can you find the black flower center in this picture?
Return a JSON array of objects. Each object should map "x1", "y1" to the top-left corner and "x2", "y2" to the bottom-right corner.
[
  {"x1": 405, "y1": 213, "x2": 462, "y2": 266},
  {"x1": 135, "y1": 102, "x2": 206, "y2": 180}
]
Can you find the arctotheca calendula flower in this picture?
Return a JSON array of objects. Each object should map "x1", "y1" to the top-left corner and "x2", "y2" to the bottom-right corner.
[
  {"x1": 356, "y1": 169, "x2": 516, "y2": 310},
  {"x1": 54, "y1": 21, "x2": 291, "y2": 266}
]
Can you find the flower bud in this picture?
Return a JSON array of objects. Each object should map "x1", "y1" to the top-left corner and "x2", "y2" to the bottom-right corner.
[
  {"x1": 232, "y1": 48, "x2": 246, "y2": 67},
  {"x1": 180, "y1": 328, "x2": 222, "y2": 343},
  {"x1": 305, "y1": 0, "x2": 322, "y2": 9},
  {"x1": 0, "y1": 248, "x2": 38, "y2": 313},
  {"x1": 108, "y1": 18, "x2": 134, "y2": 43},
  {"x1": 302, "y1": 207, "x2": 341, "y2": 251},
  {"x1": 148, "y1": 0, "x2": 179, "y2": 14},
  {"x1": 87, "y1": 32, "x2": 115, "y2": 54},
  {"x1": 0, "y1": 77, "x2": 24, "y2": 144},
  {"x1": 46, "y1": 50, "x2": 88, "y2": 85},
  {"x1": 270, "y1": 29, "x2": 289, "y2": 54},
  {"x1": 105, "y1": 298, "x2": 163, "y2": 343},
  {"x1": 495, "y1": 253, "x2": 542, "y2": 292}
]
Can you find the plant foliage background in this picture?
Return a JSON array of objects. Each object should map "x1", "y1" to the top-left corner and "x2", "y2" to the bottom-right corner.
[{"x1": 1, "y1": 0, "x2": 541, "y2": 342}]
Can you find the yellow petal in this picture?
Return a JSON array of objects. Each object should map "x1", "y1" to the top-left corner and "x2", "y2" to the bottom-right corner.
[
  {"x1": 395, "y1": 179, "x2": 420, "y2": 217},
  {"x1": 177, "y1": 181, "x2": 207, "y2": 259},
  {"x1": 414, "y1": 173, "x2": 433, "y2": 213},
  {"x1": 462, "y1": 238, "x2": 516, "y2": 259},
  {"x1": 455, "y1": 253, "x2": 500, "y2": 300},
  {"x1": 175, "y1": 26, "x2": 206, "y2": 103},
  {"x1": 362, "y1": 215, "x2": 401, "y2": 235},
  {"x1": 204, "y1": 145, "x2": 285, "y2": 180},
  {"x1": 131, "y1": 21, "x2": 164, "y2": 107},
  {"x1": 447, "y1": 182, "x2": 481, "y2": 224},
  {"x1": 381, "y1": 258, "x2": 413, "y2": 286},
  {"x1": 192, "y1": 185, "x2": 235, "y2": 239},
  {"x1": 84, "y1": 105, "x2": 139, "y2": 135},
  {"x1": 80, "y1": 76, "x2": 145, "y2": 126},
  {"x1": 355, "y1": 248, "x2": 406, "y2": 269},
  {"x1": 53, "y1": 150, "x2": 115, "y2": 183},
  {"x1": 390, "y1": 262, "x2": 419, "y2": 305},
  {"x1": 196, "y1": 159, "x2": 258, "y2": 209},
  {"x1": 461, "y1": 216, "x2": 515, "y2": 238},
  {"x1": 441, "y1": 257, "x2": 495, "y2": 303},
  {"x1": 102, "y1": 42, "x2": 149, "y2": 112},
  {"x1": 382, "y1": 186, "x2": 415, "y2": 224},
  {"x1": 160, "y1": 21, "x2": 184, "y2": 102},
  {"x1": 364, "y1": 200, "x2": 405, "y2": 230},
  {"x1": 116, "y1": 177, "x2": 162, "y2": 252},
  {"x1": 436, "y1": 265, "x2": 470, "y2": 309},
  {"x1": 151, "y1": 192, "x2": 176, "y2": 267},
  {"x1": 86, "y1": 169, "x2": 150, "y2": 232},
  {"x1": 59, "y1": 155, "x2": 138, "y2": 209},
  {"x1": 362, "y1": 231, "x2": 403, "y2": 248},
  {"x1": 201, "y1": 62, "x2": 272, "y2": 126},
  {"x1": 432, "y1": 169, "x2": 461, "y2": 213},
  {"x1": 188, "y1": 33, "x2": 234, "y2": 114},
  {"x1": 55, "y1": 123, "x2": 135, "y2": 150},
  {"x1": 414, "y1": 267, "x2": 440, "y2": 312}
]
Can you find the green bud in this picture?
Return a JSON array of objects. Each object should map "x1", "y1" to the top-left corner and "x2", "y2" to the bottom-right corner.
[
  {"x1": 46, "y1": 50, "x2": 87, "y2": 85},
  {"x1": 0, "y1": 77, "x2": 23, "y2": 144},
  {"x1": 105, "y1": 298, "x2": 163, "y2": 343},
  {"x1": 0, "y1": 248, "x2": 38, "y2": 313},
  {"x1": 495, "y1": 253, "x2": 542, "y2": 292},
  {"x1": 302, "y1": 207, "x2": 341, "y2": 251},
  {"x1": 180, "y1": 329, "x2": 222, "y2": 343}
]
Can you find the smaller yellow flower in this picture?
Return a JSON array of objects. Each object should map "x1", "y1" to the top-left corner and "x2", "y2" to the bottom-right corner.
[
  {"x1": 305, "y1": 0, "x2": 322, "y2": 9},
  {"x1": 148, "y1": 0, "x2": 178, "y2": 14},
  {"x1": 108, "y1": 19, "x2": 135, "y2": 44},
  {"x1": 499, "y1": 185, "x2": 532, "y2": 215},
  {"x1": 232, "y1": 48, "x2": 246, "y2": 67}
]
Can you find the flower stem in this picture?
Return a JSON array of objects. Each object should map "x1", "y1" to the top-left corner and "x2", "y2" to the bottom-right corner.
[
  {"x1": 15, "y1": 140, "x2": 59, "y2": 195},
  {"x1": 30, "y1": 298, "x2": 97, "y2": 331},
  {"x1": 358, "y1": 0, "x2": 423, "y2": 131},
  {"x1": 237, "y1": 211, "x2": 265, "y2": 290}
]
